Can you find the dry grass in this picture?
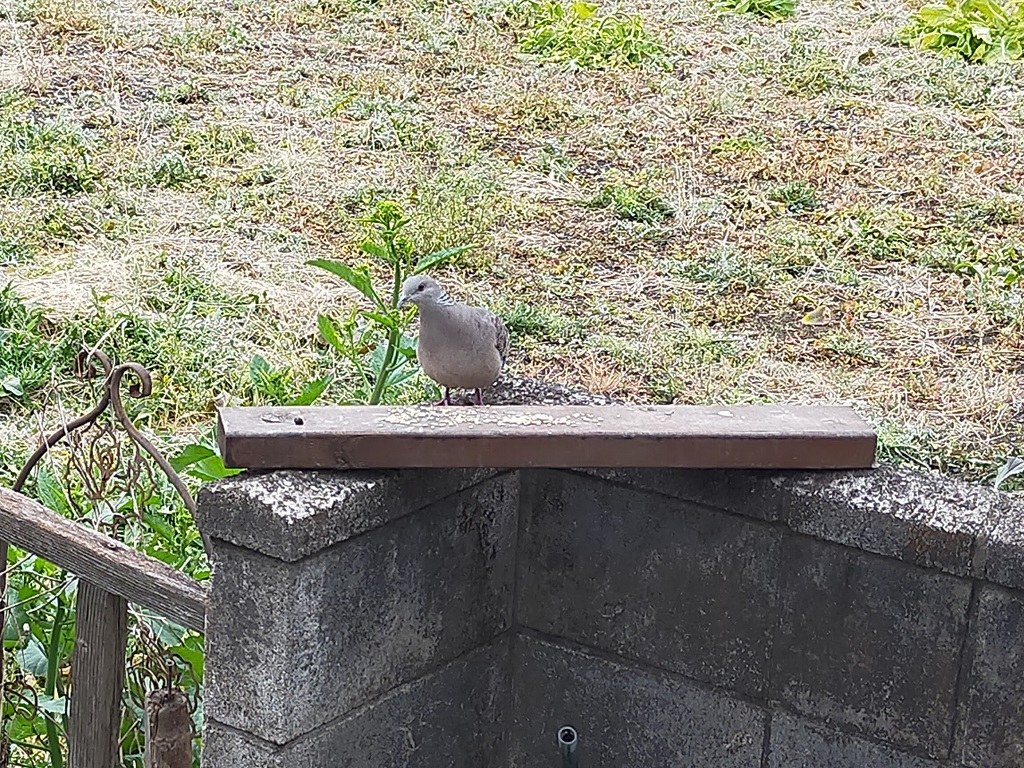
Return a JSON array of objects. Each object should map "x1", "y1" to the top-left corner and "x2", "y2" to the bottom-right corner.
[{"x1": 1, "y1": 0, "x2": 1022, "y2": 481}]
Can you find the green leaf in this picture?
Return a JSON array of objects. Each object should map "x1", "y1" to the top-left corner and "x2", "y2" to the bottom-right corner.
[
  {"x1": 189, "y1": 454, "x2": 242, "y2": 482},
  {"x1": 143, "y1": 512, "x2": 177, "y2": 545},
  {"x1": 287, "y1": 376, "x2": 331, "y2": 406},
  {"x1": 15, "y1": 637, "x2": 49, "y2": 677},
  {"x1": 249, "y1": 354, "x2": 270, "y2": 385},
  {"x1": 169, "y1": 643, "x2": 205, "y2": 682},
  {"x1": 360, "y1": 241, "x2": 390, "y2": 262},
  {"x1": 360, "y1": 310, "x2": 395, "y2": 328},
  {"x1": 139, "y1": 610, "x2": 189, "y2": 647},
  {"x1": 317, "y1": 314, "x2": 347, "y2": 353},
  {"x1": 170, "y1": 444, "x2": 216, "y2": 472},
  {"x1": 35, "y1": 693, "x2": 67, "y2": 715},
  {"x1": 572, "y1": 0, "x2": 598, "y2": 18},
  {"x1": 412, "y1": 244, "x2": 476, "y2": 274},
  {"x1": 993, "y1": 456, "x2": 1024, "y2": 490},
  {"x1": 917, "y1": 5, "x2": 950, "y2": 22},
  {"x1": 34, "y1": 466, "x2": 70, "y2": 516},
  {"x1": 972, "y1": 23, "x2": 994, "y2": 41},
  {"x1": 1, "y1": 375, "x2": 23, "y2": 396},
  {"x1": 4, "y1": 606, "x2": 20, "y2": 644},
  {"x1": 307, "y1": 259, "x2": 379, "y2": 303}
]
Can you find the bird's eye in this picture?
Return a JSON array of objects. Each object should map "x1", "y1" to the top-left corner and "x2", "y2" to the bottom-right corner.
[{"x1": 416, "y1": 283, "x2": 425, "y2": 292}]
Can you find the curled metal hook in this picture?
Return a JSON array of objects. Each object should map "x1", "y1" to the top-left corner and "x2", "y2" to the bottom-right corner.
[
  {"x1": 108, "y1": 362, "x2": 196, "y2": 517},
  {"x1": 12, "y1": 348, "x2": 207, "y2": 554},
  {"x1": 13, "y1": 350, "x2": 114, "y2": 494}
]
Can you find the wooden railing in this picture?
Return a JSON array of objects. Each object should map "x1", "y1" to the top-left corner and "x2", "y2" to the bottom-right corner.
[
  {"x1": 0, "y1": 487, "x2": 208, "y2": 768},
  {"x1": 0, "y1": 349, "x2": 208, "y2": 766}
]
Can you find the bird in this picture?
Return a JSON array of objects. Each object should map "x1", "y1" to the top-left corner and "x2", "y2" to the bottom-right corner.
[{"x1": 397, "y1": 275, "x2": 509, "y2": 406}]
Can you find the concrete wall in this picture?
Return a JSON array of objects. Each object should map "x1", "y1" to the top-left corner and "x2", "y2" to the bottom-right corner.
[{"x1": 196, "y1": 466, "x2": 1024, "y2": 768}]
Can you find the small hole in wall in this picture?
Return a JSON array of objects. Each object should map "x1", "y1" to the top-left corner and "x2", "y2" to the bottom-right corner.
[{"x1": 294, "y1": 417, "x2": 304, "y2": 426}]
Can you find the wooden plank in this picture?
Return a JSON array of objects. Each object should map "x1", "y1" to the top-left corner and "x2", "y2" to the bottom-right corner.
[
  {"x1": 218, "y1": 404, "x2": 877, "y2": 470},
  {"x1": 145, "y1": 689, "x2": 194, "y2": 768},
  {"x1": 0, "y1": 489, "x2": 207, "y2": 632},
  {"x1": 69, "y1": 582, "x2": 128, "y2": 768}
]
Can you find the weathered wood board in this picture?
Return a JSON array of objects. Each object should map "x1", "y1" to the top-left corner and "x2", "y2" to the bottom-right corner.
[{"x1": 0, "y1": 488, "x2": 207, "y2": 632}]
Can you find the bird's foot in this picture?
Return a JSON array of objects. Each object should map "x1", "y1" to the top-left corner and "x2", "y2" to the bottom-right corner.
[
  {"x1": 432, "y1": 388, "x2": 452, "y2": 406},
  {"x1": 472, "y1": 388, "x2": 484, "y2": 406}
]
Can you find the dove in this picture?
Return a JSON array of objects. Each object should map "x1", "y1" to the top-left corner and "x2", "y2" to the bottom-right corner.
[{"x1": 398, "y1": 275, "x2": 509, "y2": 406}]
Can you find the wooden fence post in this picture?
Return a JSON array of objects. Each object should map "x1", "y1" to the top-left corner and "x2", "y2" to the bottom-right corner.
[
  {"x1": 145, "y1": 689, "x2": 192, "y2": 768},
  {"x1": 68, "y1": 581, "x2": 128, "y2": 768},
  {"x1": 0, "y1": 538, "x2": 8, "y2": 768}
]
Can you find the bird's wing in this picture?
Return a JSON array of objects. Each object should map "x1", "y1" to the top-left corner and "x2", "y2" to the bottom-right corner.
[{"x1": 491, "y1": 312, "x2": 510, "y2": 364}]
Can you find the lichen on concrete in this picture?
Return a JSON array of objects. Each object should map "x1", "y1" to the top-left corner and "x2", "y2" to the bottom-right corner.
[{"x1": 775, "y1": 465, "x2": 1009, "y2": 577}]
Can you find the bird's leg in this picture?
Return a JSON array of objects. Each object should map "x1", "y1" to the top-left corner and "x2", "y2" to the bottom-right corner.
[
  {"x1": 473, "y1": 388, "x2": 484, "y2": 406},
  {"x1": 432, "y1": 387, "x2": 451, "y2": 406}
]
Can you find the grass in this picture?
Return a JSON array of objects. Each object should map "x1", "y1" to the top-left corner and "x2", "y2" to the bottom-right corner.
[
  {"x1": 0, "y1": 0, "x2": 1022, "y2": 754},
  {"x1": 587, "y1": 175, "x2": 675, "y2": 224},
  {"x1": 0, "y1": 0, "x2": 1016, "y2": 476},
  {"x1": 0, "y1": 94, "x2": 100, "y2": 197}
]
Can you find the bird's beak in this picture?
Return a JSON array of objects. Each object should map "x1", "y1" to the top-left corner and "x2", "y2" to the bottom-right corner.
[{"x1": 397, "y1": 295, "x2": 409, "y2": 309}]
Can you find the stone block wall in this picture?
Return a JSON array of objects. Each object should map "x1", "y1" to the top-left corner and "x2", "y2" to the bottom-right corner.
[{"x1": 195, "y1": 465, "x2": 1024, "y2": 768}]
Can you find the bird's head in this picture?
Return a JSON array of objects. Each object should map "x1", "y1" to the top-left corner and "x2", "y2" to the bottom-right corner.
[{"x1": 398, "y1": 275, "x2": 445, "y2": 309}]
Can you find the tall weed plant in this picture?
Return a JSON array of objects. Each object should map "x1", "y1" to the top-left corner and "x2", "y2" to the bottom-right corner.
[
  {"x1": 309, "y1": 201, "x2": 474, "y2": 404},
  {"x1": 515, "y1": 0, "x2": 670, "y2": 69}
]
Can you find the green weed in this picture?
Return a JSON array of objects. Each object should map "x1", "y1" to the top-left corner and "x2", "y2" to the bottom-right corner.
[
  {"x1": 179, "y1": 124, "x2": 257, "y2": 166},
  {"x1": 767, "y1": 181, "x2": 819, "y2": 213},
  {"x1": 294, "y1": 0, "x2": 381, "y2": 27},
  {"x1": 514, "y1": 0, "x2": 670, "y2": 69},
  {"x1": 501, "y1": 301, "x2": 584, "y2": 343},
  {"x1": 529, "y1": 140, "x2": 579, "y2": 182},
  {"x1": 992, "y1": 456, "x2": 1024, "y2": 490},
  {"x1": 310, "y1": 201, "x2": 474, "y2": 404},
  {"x1": 838, "y1": 208, "x2": 916, "y2": 261},
  {"x1": 155, "y1": 80, "x2": 212, "y2": 104},
  {"x1": 502, "y1": 89, "x2": 579, "y2": 131},
  {"x1": 671, "y1": 246, "x2": 772, "y2": 293},
  {"x1": 140, "y1": 124, "x2": 256, "y2": 188},
  {"x1": 716, "y1": 0, "x2": 795, "y2": 22},
  {"x1": 406, "y1": 165, "x2": 507, "y2": 257},
  {"x1": 0, "y1": 98, "x2": 101, "y2": 196},
  {"x1": 776, "y1": 38, "x2": 851, "y2": 95},
  {"x1": 503, "y1": 302, "x2": 559, "y2": 339},
  {"x1": 0, "y1": 285, "x2": 73, "y2": 406},
  {"x1": 956, "y1": 243, "x2": 1024, "y2": 328},
  {"x1": 161, "y1": 20, "x2": 252, "y2": 56},
  {"x1": 818, "y1": 331, "x2": 881, "y2": 364},
  {"x1": 338, "y1": 94, "x2": 432, "y2": 151},
  {"x1": 0, "y1": 199, "x2": 112, "y2": 264},
  {"x1": 672, "y1": 326, "x2": 743, "y2": 365},
  {"x1": 0, "y1": 238, "x2": 33, "y2": 265},
  {"x1": 875, "y1": 418, "x2": 937, "y2": 469},
  {"x1": 710, "y1": 132, "x2": 768, "y2": 155},
  {"x1": 10, "y1": 0, "x2": 104, "y2": 33},
  {"x1": 587, "y1": 178, "x2": 674, "y2": 224},
  {"x1": 146, "y1": 152, "x2": 206, "y2": 189},
  {"x1": 247, "y1": 354, "x2": 332, "y2": 406},
  {"x1": 0, "y1": 261, "x2": 276, "y2": 429},
  {"x1": 901, "y1": 0, "x2": 1024, "y2": 63}
]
